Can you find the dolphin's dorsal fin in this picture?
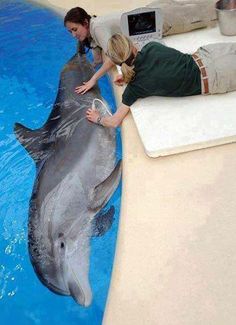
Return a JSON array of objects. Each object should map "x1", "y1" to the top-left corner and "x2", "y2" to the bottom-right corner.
[
  {"x1": 92, "y1": 206, "x2": 115, "y2": 237},
  {"x1": 87, "y1": 160, "x2": 122, "y2": 210},
  {"x1": 14, "y1": 122, "x2": 53, "y2": 162}
]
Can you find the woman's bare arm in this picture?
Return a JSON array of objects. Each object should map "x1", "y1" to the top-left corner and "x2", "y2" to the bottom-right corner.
[
  {"x1": 75, "y1": 56, "x2": 115, "y2": 94},
  {"x1": 86, "y1": 103, "x2": 130, "y2": 128}
]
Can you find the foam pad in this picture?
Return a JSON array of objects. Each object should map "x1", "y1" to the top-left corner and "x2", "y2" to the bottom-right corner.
[{"x1": 130, "y1": 26, "x2": 236, "y2": 157}]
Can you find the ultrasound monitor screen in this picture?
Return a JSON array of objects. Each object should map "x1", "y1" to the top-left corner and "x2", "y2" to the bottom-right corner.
[{"x1": 128, "y1": 11, "x2": 156, "y2": 36}]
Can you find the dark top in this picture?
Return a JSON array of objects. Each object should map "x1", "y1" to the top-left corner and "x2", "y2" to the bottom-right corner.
[{"x1": 122, "y1": 42, "x2": 201, "y2": 106}]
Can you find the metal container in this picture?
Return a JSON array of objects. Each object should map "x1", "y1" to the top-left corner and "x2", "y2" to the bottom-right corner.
[{"x1": 216, "y1": 0, "x2": 236, "y2": 35}]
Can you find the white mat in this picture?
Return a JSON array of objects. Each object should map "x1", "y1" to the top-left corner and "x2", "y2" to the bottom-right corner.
[{"x1": 130, "y1": 26, "x2": 236, "y2": 157}]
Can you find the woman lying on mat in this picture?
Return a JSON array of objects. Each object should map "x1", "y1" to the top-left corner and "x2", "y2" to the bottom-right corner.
[{"x1": 86, "y1": 33, "x2": 236, "y2": 128}]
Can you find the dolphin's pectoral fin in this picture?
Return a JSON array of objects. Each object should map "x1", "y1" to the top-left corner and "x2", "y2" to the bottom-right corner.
[
  {"x1": 14, "y1": 123, "x2": 53, "y2": 162},
  {"x1": 88, "y1": 160, "x2": 122, "y2": 210},
  {"x1": 92, "y1": 205, "x2": 115, "y2": 237}
]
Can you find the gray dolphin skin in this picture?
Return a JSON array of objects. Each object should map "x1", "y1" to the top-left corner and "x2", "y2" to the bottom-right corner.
[{"x1": 14, "y1": 54, "x2": 122, "y2": 307}]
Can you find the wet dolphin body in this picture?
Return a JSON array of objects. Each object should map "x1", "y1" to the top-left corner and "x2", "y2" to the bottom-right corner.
[{"x1": 14, "y1": 54, "x2": 121, "y2": 307}]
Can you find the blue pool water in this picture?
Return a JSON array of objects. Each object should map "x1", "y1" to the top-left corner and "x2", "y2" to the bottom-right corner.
[{"x1": 0, "y1": 0, "x2": 121, "y2": 324}]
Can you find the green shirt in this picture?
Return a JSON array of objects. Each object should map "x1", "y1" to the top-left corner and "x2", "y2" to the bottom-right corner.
[{"x1": 122, "y1": 42, "x2": 201, "y2": 106}]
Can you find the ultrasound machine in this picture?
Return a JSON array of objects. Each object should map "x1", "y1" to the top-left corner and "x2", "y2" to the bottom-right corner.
[{"x1": 120, "y1": 7, "x2": 163, "y2": 50}]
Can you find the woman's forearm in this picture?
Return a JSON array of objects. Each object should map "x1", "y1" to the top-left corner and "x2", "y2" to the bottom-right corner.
[
  {"x1": 100, "y1": 104, "x2": 130, "y2": 128},
  {"x1": 86, "y1": 103, "x2": 130, "y2": 128},
  {"x1": 75, "y1": 56, "x2": 115, "y2": 94},
  {"x1": 91, "y1": 57, "x2": 115, "y2": 81},
  {"x1": 99, "y1": 114, "x2": 121, "y2": 128}
]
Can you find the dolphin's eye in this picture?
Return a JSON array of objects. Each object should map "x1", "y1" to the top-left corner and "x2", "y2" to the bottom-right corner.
[{"x1": 60, "y1": 242, "x2": 65, "y2": 249}]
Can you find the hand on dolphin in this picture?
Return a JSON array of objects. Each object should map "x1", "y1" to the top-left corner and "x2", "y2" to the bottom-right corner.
[
  {"x1": 86, "y1": 108, "x2": 100, "y2": 124},
  {"x1": 75, "y1": 78, "x2": 96, "y2": 94}
]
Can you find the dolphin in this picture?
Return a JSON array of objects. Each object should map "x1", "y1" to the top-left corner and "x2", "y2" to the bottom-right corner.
[{"x1": 14, "y1": 54, "x2": 122, "y2": 307}]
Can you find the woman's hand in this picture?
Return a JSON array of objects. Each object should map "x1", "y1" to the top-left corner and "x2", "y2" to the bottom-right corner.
[
  {"x1": 76, "y1": 57, "x2": 114, "y2": 94},
  {"x1": 75, "y1": 78, "x2": 96, "y2": 94},
  {"x1": 86, "y1": 108, "x2": 100, "y2": 124},
  {"x1": 114, "y1": 74, "x2": 124, "y2": 86}
]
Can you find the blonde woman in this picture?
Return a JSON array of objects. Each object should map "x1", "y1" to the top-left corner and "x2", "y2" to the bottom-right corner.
[{"x1": 86, "y1": 33, "x2": 236, "y2": 128}]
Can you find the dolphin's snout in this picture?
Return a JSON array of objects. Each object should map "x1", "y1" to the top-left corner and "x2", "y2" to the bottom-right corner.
[
  {"x1": 56, "y1": 237, "x2": 93, "y2": 307},
  {"x1": 68, "y1": 280, "x2": 92, "y2": 307},
  {"x1": 66, "y1": 254, "x2": 93, "y2": 307}
]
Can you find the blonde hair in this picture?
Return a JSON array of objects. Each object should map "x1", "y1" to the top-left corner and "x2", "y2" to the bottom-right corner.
[{"x1": 107, "y1": 34, "x2": 135, "y2": 83}]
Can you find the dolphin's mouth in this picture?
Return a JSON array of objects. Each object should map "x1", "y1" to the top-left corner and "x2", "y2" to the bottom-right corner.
[
  {"x1": 33, "y1": 265, "x2": 70, "y2": 296},
  {"x1": 43, "y1": 280, "x2": 70, "y2": 296}
]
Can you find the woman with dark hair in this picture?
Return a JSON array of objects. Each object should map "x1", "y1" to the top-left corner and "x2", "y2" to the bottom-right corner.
[
  {"x1": 64, "y1": 7, "x2": 95, "y2": 55},
  {"x1": 64, "y1": 7, "x2": 121, "y2": 95}
]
